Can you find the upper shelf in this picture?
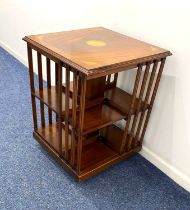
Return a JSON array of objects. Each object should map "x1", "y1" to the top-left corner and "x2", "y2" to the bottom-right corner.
[
  {"x1": 104, "y1": 87, "x2": 149, "y2": 115},
  {"x1": 63, "y1": 81, "x2": 149, "y2": 115},
  {"x1": 34, "y1": 85, "x2": 149, "y2": 130},
  {"x1": 34, "y1": 86, "x2": 72, "y2": 115},
  {"x1": 34, "y1": 86, "x2": 126, "y2": 135},
  {"x1": 73, "y1": 104, "x2": 126, "y2": 135},
  {"x1": 23, "y1": 27, "x2": 171, "y2": 78}
]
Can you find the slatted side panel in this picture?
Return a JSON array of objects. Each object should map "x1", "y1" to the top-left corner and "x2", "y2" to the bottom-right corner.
[
  {"x1": 126, "y1": 63, "x2": 150, "y2": 150},
  {"x1": 28, "y1": 47, "x2": 57, "y2": 130},
  {"x1": 27, "y1": 46, "x2": 81, "y2": 169},
  {"x1": 60, "y1": 66, "x2": 82, "y2": 169},
  {"x1": 138, "y1": 58, "x2": 166, "y2": 145},
  {"x1": 121, "y1": 58, "x2": 166, "y2": 152},
  {"x1": 134, "y1": 61, "x2": 159, "y2": 147},
  {"x1": 120, "y1": 65, "x2": 142, "y2": 153}
]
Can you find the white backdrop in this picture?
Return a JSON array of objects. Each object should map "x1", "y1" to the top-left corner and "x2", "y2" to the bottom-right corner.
[{"x1": 0, "y1": 0, "x2": 190, "y2": 191}]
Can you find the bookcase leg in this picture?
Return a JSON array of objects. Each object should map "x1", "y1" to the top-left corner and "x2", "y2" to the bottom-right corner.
[
  {"x1": 77, "y1": 75, "x2": 86, "y2": 174},
  {"x1": 27, "y1": 44, "x2": 38, "y2": 130}
]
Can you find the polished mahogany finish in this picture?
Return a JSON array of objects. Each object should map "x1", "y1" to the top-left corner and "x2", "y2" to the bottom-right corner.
[
  {"x1": 34, "y1": 87, "x2": 72, "y2": 114},
  {"x1": 23, "y1": 27, "x2": 171, "y2": 77},
  {"x1": 104, "y1": 87, "x2": 149, "y2": 115},
  {"x1": 23, "y1": 27, "x2": 171, "y2": 181},
  {"x1": 75, "y1": 104, "x2": 126, "y2": 135}
]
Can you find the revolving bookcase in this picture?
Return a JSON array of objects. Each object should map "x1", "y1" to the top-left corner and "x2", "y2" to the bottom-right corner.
[{"x1": 23, "y1": 27, "x2": 171, "y2": 181}]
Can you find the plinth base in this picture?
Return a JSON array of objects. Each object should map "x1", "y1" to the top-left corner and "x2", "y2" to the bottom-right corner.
[{"x1": 33, "y1": 129, "x2": 142, "y2": 181}]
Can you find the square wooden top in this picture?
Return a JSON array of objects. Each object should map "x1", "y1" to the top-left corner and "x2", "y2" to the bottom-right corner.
[{"x1": 23, "y1": 27, "x2": 171, "y2": 77}]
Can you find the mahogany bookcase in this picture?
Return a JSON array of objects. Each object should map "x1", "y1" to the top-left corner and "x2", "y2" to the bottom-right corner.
[{"x1": 23, "y1": 27, "x2": 171, "y2": 181}]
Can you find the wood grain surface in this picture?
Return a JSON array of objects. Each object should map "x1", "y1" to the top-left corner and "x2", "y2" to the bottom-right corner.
[{"x1": 23, "y1": 27, "x2": 171, "y2": 77}]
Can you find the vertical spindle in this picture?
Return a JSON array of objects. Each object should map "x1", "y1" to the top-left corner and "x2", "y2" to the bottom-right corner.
[
  {"x1": 27, "y1": 45, "x2": 38, "y2": 130},
  {"x1": 107, "y1": 74, "x2": 111, "y2": 84},
  {"x1": 46, "y1": 57, "x2": 52, "y2": 124},
  {"x1": 71, "y1": 70, "x2": 78, "y2": 167},
  {"x1": 55, "y1": 63, "x2": 59, "y2": 121},
  {"x1": 58, "y1": 62, "x2": 63, "y2": 156},
  {"x1": 113, "y1": 73, "x2": 118, "y2": 86},
  {"x1": 37, "y1": 52, "x2": 45, "y2": 127},
  {"x1": 64, "y1": 66, "x2": 70, "y2": 161}
]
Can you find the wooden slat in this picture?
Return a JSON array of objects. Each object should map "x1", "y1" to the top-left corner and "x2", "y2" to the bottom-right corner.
[
  {"x1": 46, "y1": 57, "x2": 52, "y2": 124},
  {"x1": 135, "y1": 60, "x2": 158, "y2": 146},
  {"x1": 139, "y1": 58, "x2": 166, "y2": 145},
  {"x1": 113, "y1": 73, "x2": 118, "y2": 86},
  {"x1": 105, "y1": 73, "x2": 118, "y2": 89},
  {"x1": 64, "y1": 66, "x2": 70, "y2": 161},
  {"x1": 27, "y1": 45, "x2": 38, "y2": 129},
  {"x1": 127, "y1": 62, "x2": 150, "y2": 150},
  {"x1": 107, "y1": 74, "x2": 111, "y2": 83},
  {"x1": 71, "y1": 70, "x2": 78, "y2": 166},
  {"x1": 58, "y1": 62, "x2": 63, "y2": 156},
  {"x1": 120, "y1": 65, "x2": 142, "y2": 153},
  {"x1": 37, "y1": 52, "x2": 45, "y2": 127},
  {"x1": 55, "y1": 63, "x2": 58, "y2": 86},
  {"x1": 77, "y1": 75, "x2": 87, "y2": 173},
  {"x1": 55, "y1": 63, "x2": 59, "y2": 121}
]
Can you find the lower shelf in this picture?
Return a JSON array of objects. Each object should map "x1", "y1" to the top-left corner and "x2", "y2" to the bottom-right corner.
[
  {"x1": 36, "y1": 123, "x2": 71, "y2": 152},
  {"x1": 34, "y1": 123, "x2": 142, "y2": 181},
  {"x1": 105, "y1": 87, "x2": 149, "y2": 115},
  {"x1": 35, "y1": 124, "x2": 118, "y2": 172},
  {"x1": 80, "y1": 140, "x2": 118, "y2": 172},
  {"x1": 100, "y1": 124, "x2": 124, "y2": 153},
  {"x1": 34, "y1": 87, "x2": 73, "y2": 115}
]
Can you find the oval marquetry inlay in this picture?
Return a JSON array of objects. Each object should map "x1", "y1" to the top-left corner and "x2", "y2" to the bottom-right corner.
[
  {"x1": 86, "y1": 40, "x2": 106, "y2": 47},
  {"x1": 150, "y1": 46, "x2": 158, "y2": 52},
  {"x1": 83, "y1": 61, "x2": 97, "y2": 65}
]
